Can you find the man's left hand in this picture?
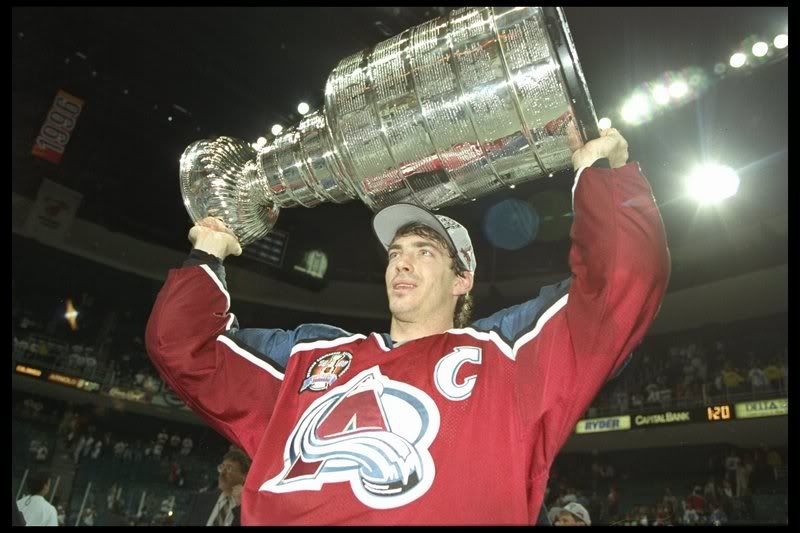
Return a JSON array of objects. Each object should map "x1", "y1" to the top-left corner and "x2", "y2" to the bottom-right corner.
[
  {"x1": 571, "y1": 128, "x2": 629, "y2": 169},
  {"x1": 231, "y1": 484, "x2": 243, "y2": 506}
]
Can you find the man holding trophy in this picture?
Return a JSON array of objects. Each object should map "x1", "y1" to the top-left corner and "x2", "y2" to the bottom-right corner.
[{"x1": 146, "y1": 7, "x2": 670, "y2": 524}]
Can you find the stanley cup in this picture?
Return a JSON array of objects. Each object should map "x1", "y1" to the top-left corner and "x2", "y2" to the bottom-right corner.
[{"x1": 179, "y1": 6, "x2": 599, "y2": 245}]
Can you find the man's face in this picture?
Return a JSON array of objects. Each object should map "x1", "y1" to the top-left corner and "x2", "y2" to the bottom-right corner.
[
  {"x1": 385, "y1": 234, "x2": 466, "y2": 325},
  {"x1": 217, "y1": 459, "x2": 245, "y2": 493},
  {"x1": 555, "y1": 512, "x2": 586, "y2": 526}
]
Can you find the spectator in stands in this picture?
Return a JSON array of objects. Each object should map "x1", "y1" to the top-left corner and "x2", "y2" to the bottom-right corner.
[
  {"x1": 606, "y1": 484, "x2": 619, "y2": 522},
  {"x1": 548, "y1": 502, "x2": 591, "y2": 526},
  {"x1": 662, "y1": 487, "x2": 679, "y2": 523},
  {"x1": 558, "y1": 486, "x2": 578, "y2": 506},
  {"x1": 82, "y1": 432, "x2": 96, "y2": 459},
  {"x1": 721, "y1": 363, "x2": 745, "y2": 396},
  {"x1": 645, "y1": 381, "x2": 660, "y2": 405},
  {"x1": 98, "y1": 498, "x2": 128, "y2": 526},
  {"x1": 89, "y1": 439, "x2": 103, "y2": 459},
  {"x1": 133, "y1": 440, "x2": 144, "y2": 462},
  {"x1": 766, "y1": 447, "x2": 783, "y2": 481},
  {"x1": 709, "y1": 502, "x2": 727, "y2": 525},
  {"x1": 182, "y1": 448, "x2": 250, "y2": 526},
  {"x1": 637, "y1": 505, "x2": 650, "y2": 526},
  {"x1": 34, "y1": 442, "x2": 48, "y2": 464},
  {"x1": 630, "y1": 392, "x2": 643, "y2": 409},
  {"x1": 763, "y1": 358, "x2": 784, "y2": 391},
  {"x1": 56, "y1": 503, "x2": 65, "y2": 526},
  {"x1": 587, "y1": 491, "x2": 602, "y2": 524},
  {"x1": 16, "y1": 470, "x2": 58, "y2": 526},
  {"x1": 748, "y1": 363, "x2": 769, "y2": 394},
  {"x1": 180, "y1": 436, "x2": 194, "y2": 456},
  {"x1": 682, "y1": 500, "x2": 699, "y2": 525},
  {"x1": 153, "y1": 441, "x2": 164, "y2": 460},
  {"x1": 73, "y1": 434, "x2": 87, "y2": 464},
  {"x1": 84, "y1": 350, "x2": 97, "y2": 377},
  {"x1": 81, "y1": 506, "x2": 96, "y2": 526},
  {"x1": 736, "y1": 456, "x2": 753, "y2": 498},
  {"x1": 169, "y1": 461, "x2": 185, "y2": 487},
  {"x1": 724, "y1": 449, "x2": 741, "y2": 483},
  {"x1": 703, "y1": 476, "x2": 718, "y2": 506},
  {"x1": 686, "y1": 486, "x2": 706, "y2": 514},
  {"x1": 123, "y1": 441, "x2": 134, "y2": 462},
  {"x1": 169, "y1": 433, "x2": 182, "y2": 456},
  {"x1": 653, "y1": 504, "x2": 669, "y2": 526}
]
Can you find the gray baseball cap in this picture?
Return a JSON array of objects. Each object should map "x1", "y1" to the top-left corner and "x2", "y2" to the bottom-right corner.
[
  {"x1": 548, "y1": 502, "x2": 592, "y2": 526},
  {"x1": 372, "y1": 203, "x2": 476, "y2": 273}
]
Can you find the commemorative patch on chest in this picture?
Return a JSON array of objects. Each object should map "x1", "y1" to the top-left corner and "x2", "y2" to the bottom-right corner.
[{"x1": 300, "y1": 351, "x2": 353, "y2": 393}]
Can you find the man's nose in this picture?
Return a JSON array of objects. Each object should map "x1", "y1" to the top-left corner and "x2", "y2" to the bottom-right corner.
[{"x1": 395, "y1": 254, "x2": 413, "y2": 272}]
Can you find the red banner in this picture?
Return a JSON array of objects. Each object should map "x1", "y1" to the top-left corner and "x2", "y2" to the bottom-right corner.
[{"x1": 31, "y1": 89, "x2": 84, "y2": 164}]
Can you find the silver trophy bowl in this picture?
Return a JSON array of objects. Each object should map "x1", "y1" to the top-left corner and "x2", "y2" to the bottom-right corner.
[{"x1": 179, "y1": 6, "x2": 598, "y2": 245}]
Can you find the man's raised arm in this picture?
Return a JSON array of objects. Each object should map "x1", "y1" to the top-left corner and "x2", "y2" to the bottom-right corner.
[{"x1": 145, "y1": 217, "x2": 287, "y2": 457}]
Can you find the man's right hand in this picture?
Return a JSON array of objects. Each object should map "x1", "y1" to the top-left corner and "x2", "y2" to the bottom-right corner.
[{"x1": 188, "y1": 217, "x2": 242, "y2": 260}]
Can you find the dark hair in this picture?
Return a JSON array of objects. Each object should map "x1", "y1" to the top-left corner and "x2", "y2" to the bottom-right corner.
[
  {"x1": 223, "y1": 448, "x2": 251, "y2": 475},
  {"x1": 27, "y1": 470, "x2": 51, "y2": 495},
  {"x1": 391, "y1": 222, "x2": 474, "y2": 328}
]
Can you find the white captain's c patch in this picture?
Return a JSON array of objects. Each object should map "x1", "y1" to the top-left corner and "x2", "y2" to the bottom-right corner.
[{"x1": 433, "y1": 346, "x2": 482, "y2": 401}]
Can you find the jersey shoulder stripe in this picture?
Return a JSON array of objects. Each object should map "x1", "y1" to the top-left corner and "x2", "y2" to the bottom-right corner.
[
  {"x1": 220, "y1": 330, "x2": 287, "y2": 376},
  {"x1": 217, "y1": 334, "x2": 285, "y2": 380},
  {"x1": 290, "y1": 331, "x2": 368, "y2": 357},
  {"x1": 470, "y1": 279, "x2": 571, "y2": 346}
]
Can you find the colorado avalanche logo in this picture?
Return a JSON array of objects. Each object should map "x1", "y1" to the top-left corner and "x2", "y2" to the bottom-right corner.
[{"x1": 260, "y1": 367, "x2": 440, "y2": 509}]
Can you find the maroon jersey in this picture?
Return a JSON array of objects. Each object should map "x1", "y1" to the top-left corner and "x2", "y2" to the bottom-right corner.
[{"x1": 146, "y1": 163, "x2": 670, "y2": 524}]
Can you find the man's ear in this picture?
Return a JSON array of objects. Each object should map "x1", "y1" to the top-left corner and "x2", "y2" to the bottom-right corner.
[{"x1": 453, "y1": 271, "x2": 474, "y2": 296}]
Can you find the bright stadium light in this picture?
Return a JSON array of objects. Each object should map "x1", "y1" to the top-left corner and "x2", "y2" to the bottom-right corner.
[
  {"x1": 297, "y1": 102, "x2": 310, "y2": 115},
  {"x1": 669, "y1": 81, "x2": 689, "y2": 99},
  {"x1": 621, "y1": 93, "x2": 650, "y2": 124},
  {"x1": 271, "y1": 124, "x2": 283, "y2": 136},
  {"x1": 729, "y1": 52, "x2": 747, "y2": 68},
  {"x1": 774, "y1": 34, "x2": 788, "y2": 49},
  {"x1": 686, "y1": 163, "x2": 740, "y2": 205},
  {"x1": 256, "y1": 136, "x2": 267, "y2": 147},
  {"x1": 597, "y1": 117, "x2": 612, "y2": 130},
  {"x1": 752, "y1": 42, "x2": 769, "y2": 57},
  {"x1": 652, "y1": 85, "x2": 670, "y2": 105}
]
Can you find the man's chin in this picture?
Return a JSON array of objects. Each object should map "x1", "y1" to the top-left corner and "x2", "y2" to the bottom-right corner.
[{"x1": 389, "y1": 303, "x2": 417, "y2": 322}]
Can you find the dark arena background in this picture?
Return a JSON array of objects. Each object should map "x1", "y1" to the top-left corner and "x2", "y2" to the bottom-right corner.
[{"x1": 12, "y1": 7, "x2": 787, "y2": 526}]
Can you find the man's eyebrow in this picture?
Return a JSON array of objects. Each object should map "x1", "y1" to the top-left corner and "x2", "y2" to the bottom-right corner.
[
  {"x1": 388, "y1": 240, "x2": 442, "y2": 252},
  {"x1": 386, "y1": 241, "x2": 442, "y2": 254}
]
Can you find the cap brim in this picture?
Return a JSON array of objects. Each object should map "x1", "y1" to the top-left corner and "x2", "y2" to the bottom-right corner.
[{"x1": 372, "y1": 203, "x2": 457, "y2": 253}]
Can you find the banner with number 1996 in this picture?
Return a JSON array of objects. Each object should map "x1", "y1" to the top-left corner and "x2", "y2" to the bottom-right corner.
[{"x1": 31, "y1": 89, "x2": 84, "y2": 165}]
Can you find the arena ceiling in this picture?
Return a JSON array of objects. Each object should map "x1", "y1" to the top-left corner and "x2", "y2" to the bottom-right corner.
[{"x1": 12, "y1": 7, "x2": 788, "y2": 292}]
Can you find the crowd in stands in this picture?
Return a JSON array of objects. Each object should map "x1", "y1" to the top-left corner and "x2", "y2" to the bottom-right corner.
[
  {"x1": 545, "y1": 444, "x2": 788, "y2": 525},
  {"x1": 13, "y1": 390, "x2": 228, "y2": 526},
  {"x1": 13, "y1": 298, "x2": 788, "y2": 424},
  {"x1": 587, "y1": 314, "x2": 788, "y2": 417}
]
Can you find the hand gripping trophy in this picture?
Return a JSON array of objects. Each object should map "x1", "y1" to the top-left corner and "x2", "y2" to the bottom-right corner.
[{"x1": 179, "y1": 6, "x2": 599, "y2": 246}]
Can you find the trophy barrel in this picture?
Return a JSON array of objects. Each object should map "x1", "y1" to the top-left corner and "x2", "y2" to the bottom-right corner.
[{"x1": 323, "y1": 6, "x2": 598, "y2": 213}]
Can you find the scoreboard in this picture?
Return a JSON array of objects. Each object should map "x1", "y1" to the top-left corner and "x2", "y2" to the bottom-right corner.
[{"x1": 575, "y1": 398, "x2": 787, "y2": 434}]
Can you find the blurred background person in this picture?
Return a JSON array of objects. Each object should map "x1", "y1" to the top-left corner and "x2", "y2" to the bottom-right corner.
[{"x1": 16, "y1": 470, "x2": 57, "y2": 526}]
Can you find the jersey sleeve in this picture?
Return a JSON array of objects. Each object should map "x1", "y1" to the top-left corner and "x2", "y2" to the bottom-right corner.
[
  {"x1": 146, "y1": 252, "x2": 355, "y2": 457},
  {"x1": 484, "y1": 162, "x2": 670, "y2": 473},
  {"x1": 146, "y1": 260, "x2": 289, "y2": 457}
]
